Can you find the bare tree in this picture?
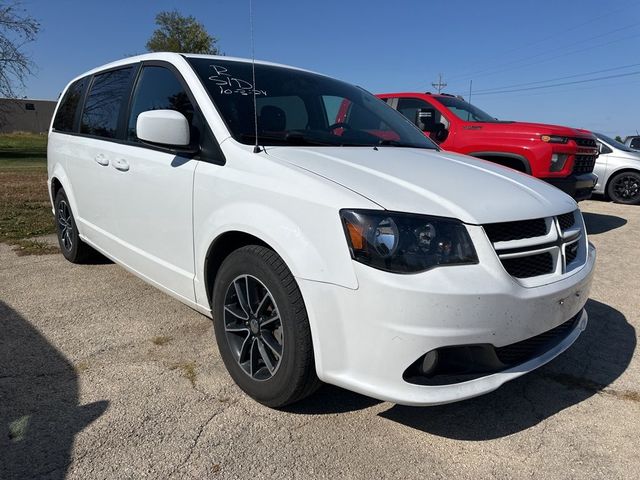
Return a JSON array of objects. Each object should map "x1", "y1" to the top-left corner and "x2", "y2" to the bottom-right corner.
[{"x1": 0, "y1": 1, "x2": 39, "y2": 98}]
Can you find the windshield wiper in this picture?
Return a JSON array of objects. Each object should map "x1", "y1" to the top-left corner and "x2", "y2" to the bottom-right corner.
[
  {"x1": 240, "y1": 132, "x2": 336, "y2": 147},
  {"x1": 377, "y1": 139, "x2": 437, "y2": 149}
]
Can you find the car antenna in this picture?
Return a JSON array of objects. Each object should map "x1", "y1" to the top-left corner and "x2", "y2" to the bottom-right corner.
[{"x1": 250, "y1": 0, "x2": 261, "y2": 153}]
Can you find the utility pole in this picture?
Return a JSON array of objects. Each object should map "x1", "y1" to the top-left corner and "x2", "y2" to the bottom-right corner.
[{"x1": 431, "y1": 73, "x2": 447, "y2": 93}]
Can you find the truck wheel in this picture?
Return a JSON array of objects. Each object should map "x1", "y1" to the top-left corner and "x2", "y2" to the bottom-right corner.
[
  {"x1": 212, "y1": 245, "x2": 320, "y2": 407},
  {"x1": 54, "y1": 189, "x2": 99, "y2": 263},
  {"x1": 607, "y1": 171, "x2": 640, "y2": 205}
]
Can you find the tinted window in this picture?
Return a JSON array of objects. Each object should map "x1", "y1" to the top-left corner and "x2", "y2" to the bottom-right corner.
[
  {"x1": 631, "y1": 138, "x2": 640, "y2": 149},
  {"x1": 127, "y1": 66, "x2": 195, "y2": 141},
  {"x1": 595, "y1": 133, "x2": 634, "y2": 152},
  {"x1": 435, "y1": 96, "x2": 495, "y2": 122},
  {"x1": 53, "y1": 77, "x2": 87, "y2": 132},
  {"x1": 397, "y1": 97, "x2": 449, "y2": 129},
  {"x1": 81, "y1": 67, "x2": 133, "y2": 138}
]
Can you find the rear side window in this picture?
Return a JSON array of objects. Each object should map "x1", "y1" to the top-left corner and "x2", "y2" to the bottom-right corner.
[
  {"x1": 127, "y1": 66, "x2": 195, "y2": 141},
  {"x1": 53, "y1": 77, "x2": 87, "y2": 132},
  {"x1": 81, "y1": 67, "x2": 134, "y2": 139}
]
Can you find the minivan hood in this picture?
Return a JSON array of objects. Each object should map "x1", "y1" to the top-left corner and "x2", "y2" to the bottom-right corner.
[{"x1": 266, "y1": 147, "x2": 576, "y2": 224}]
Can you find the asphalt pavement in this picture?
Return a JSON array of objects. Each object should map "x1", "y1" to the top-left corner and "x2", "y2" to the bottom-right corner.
[{"x1": 1, "y1": 199, "x2": 638, "y2": 479}]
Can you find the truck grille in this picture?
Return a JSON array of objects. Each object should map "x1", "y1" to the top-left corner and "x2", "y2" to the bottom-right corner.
[
  {"x1": 573, "y1": 154, "x2": 596, "y2": 174},
  {"x1": 483, "y1": 210, "x2": 586, "y2": 284},
  {"x1": 573, "y1": 137, "x2": 596, "y2": 148},
  {"x1": 572, "y1": 137, "x2": 597, "y2": 174}
]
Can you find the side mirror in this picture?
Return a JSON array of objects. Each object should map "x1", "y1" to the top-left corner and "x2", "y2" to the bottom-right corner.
[
  {"x1": 137, "y1": 110, "x2": 191, "y2": 148},
  {"x1": 597, "y1": 142, "x2": 611, "y2": 155}
]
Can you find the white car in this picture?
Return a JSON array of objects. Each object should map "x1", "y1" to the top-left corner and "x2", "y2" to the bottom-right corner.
[
  {"x1": 593, "y1": 133, "x2": 640, "y2": 204},
  {"x1": 47, "y1": 53, "x2": 595, "y2": 407}
]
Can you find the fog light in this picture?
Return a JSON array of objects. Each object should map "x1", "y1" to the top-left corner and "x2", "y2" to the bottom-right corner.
[
  {"x1": 550, "y1": 153, "x2": 568, "y2": 172},
  {"x1": 419, "y1": 350, "x2": 439, "y2": 375}
]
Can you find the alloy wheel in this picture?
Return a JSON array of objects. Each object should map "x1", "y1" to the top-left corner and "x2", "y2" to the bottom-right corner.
[
  {"x1": 223, "y1": 275, "x2": 284, "y2": 381},
  {"x1": 612, "y1": 174, "x2": 639, "y2": 201},
  {"x1": 57, "y1": 200, "x2": 73, "y2": 251}
]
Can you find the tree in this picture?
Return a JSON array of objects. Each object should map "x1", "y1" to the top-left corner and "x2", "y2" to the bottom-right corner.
[
  {"x1": 0, "y1": 1, "x2": 39, "y2": 99},
  {"x1": 615, "y1": 135, "x2": 623, "y2": 142},
  {"x1": 146, "y1": 10, "x2": 219, "y2": 54}
]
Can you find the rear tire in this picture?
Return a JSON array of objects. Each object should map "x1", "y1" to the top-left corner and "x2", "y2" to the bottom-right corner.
[
  {"x1": 54, "y1": 189, "x2": 99, "y2": 263},
  {"x1": 212, "y1": 245, "x2": 320, "y2": 407},
  {"x1": 607, "y1": 171, "x2": 640, "y2": 205}
]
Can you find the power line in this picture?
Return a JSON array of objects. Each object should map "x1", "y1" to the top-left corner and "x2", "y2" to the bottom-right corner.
[
  {"x1": 464, "y1": 78, "x2": 640, "y2": 100},
  {"x1": 470, "y1": 62, "x2": 640, "y2": 94},
  {"x1": 447, "y1": 6, "x2": 640, "y2": 84},
  {"x1": 446, "y1": 1, "x2": 637, "y2": 83},
  {"x1": 448, "y1": 29, "x2": 640, "y2": 91},
  {"x1": 431, "y1": 73, "x2": 447, "y2": 93},
  {"x1": 473, "y1": 70, "x2": 640, "y2": 96}
]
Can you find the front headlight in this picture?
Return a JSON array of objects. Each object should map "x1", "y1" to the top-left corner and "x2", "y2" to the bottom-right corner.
[{"x1": 340, "y1": 209, "x2": 478, "y2": 273}]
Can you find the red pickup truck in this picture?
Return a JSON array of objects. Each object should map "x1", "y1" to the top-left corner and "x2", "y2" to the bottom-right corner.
[{"x1": 376, "y1": 92, "x2": 598, "y2": 201}]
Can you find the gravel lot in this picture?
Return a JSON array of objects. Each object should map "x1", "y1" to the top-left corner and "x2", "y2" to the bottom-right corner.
[{"x1": 1, "y1": 199, "x2": 638, "y2": 480}]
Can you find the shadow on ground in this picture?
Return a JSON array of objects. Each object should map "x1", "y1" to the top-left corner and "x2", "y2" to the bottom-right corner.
[
  {"x1": 0, "y1": 302, "x2": 108, "y2": 479},
  {"x1": 283, "y1": 384, "x2": 382, "y2": 415},
  {"x1": 583, "y1": 211, "x2": 627, "y2": 235},
  {"x1": 379, "y1": 299, "x2": 635, "y2": 439}
]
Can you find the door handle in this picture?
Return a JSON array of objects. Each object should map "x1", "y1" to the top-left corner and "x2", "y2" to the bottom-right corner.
[
  {"x1": 113, "y1": 158, "x2": 130, "y2": 172},
  {"x1": 94, "y1": 153, "x2": 109, "y2": 166}
]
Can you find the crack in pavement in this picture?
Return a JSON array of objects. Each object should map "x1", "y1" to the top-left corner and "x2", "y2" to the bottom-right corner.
[
  {"x1": 543, "y1": 372, "x2": 640, "y2": 403},
  {"x1": 167, "y1": 403, "x2": 232, "y2": 479}
]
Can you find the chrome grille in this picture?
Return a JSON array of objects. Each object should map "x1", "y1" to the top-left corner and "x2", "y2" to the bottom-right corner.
[
  {"x1": 483, "y1": 210, "x2": 586, "y2": 284},
  {"x1": 501, "y1": 252, "x2": 554, "y2": 278},
  {"x1": 483, "y1": 218, "x2": 547, "y2": 242},
  {"x1": 557, "y1": 211, "x2": 575, "y2": 230},
  {"x1": 566, "y1": 241, "x2": 579, "y2": 264}
]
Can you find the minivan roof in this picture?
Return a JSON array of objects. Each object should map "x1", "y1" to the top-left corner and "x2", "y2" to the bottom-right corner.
[{"x1": 73, "y1": 52, "x2": 321, "y2": 84}]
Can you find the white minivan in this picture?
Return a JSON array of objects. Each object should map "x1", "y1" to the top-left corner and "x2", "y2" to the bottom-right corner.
[{"x1": 48, "y1": 53, "x2": 595, "y2": 407}]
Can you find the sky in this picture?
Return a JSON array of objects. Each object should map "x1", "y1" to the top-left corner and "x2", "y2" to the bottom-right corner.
[{"x1": 19, "y1": 0, "x2": 640, "y2": 137}]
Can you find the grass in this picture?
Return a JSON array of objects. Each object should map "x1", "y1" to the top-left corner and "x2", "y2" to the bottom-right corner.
[
  {"x1": 169, "y1": 361, "x2": 198, "y2": 387},
  {"x1": 0, "y1": 132, "x2": 58, "y2": 255},
  {"x1": 151, "y1": 335, "x2": 172, "y2": 346}
]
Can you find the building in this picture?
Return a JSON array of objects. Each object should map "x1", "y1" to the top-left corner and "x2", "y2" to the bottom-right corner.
[{"x1": 0, "y1": 98, "x2": 57, "y2": 134}]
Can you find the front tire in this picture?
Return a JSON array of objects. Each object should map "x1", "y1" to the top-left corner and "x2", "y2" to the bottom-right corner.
[
  {"x1": 212, "y1": 245, "x2": 320, "y2": 407},
  {"x1": 607, "y1": 171, "x2": 640, "y2": 205},
  {"x1": 54, "y1": 189, "x2": 98, "y2": 263}
]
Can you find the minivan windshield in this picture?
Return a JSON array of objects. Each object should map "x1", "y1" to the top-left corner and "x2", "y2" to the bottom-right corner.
[
  {"x1": 435, "y1": 96, "x2": 497, "y2": 122},
  {"x1": 187, "y1": 57, "x2": 438, "y2": 149},
  {"x1": 596, "y1": 133, "x2": 637, "y2": 153}
]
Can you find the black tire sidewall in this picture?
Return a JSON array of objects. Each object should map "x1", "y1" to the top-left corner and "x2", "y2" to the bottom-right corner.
[
  {"x1": 607, "y1": 171, "x2": 640, "y2": 205},
  {"x1": 54, "y1": 190, "x2": 82, "y2": 261},
  {"x1": 212, "y1": 247, "x2": 313, "y2": 406}
]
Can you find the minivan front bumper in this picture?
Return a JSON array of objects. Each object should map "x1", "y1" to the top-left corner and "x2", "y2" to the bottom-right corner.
[{"x1": 298, "y1": 240, "x2": 595, "y2": 406}]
